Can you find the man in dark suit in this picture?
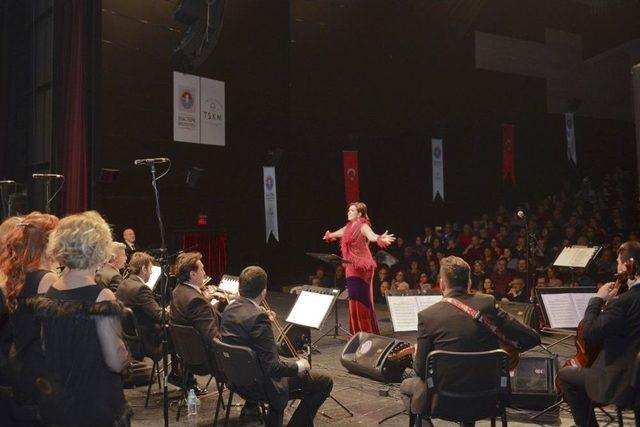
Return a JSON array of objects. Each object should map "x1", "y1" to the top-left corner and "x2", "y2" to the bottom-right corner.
[
  {"x1": 122, "y1": 228, "x2": 138, "y2": 262},
  {"x1": 115, "y1": 252, "x2": 164, "y2": 356},
  {"x1": 400, "y1": 256, "x2": 540, "y2": 419},
  {"x1": 170, "y1": 252, "x2": 219, "y2": 343},
  {"x1": 220, "y1": 266, "x2": 333, "y2": 427},
  {"x1": 558, "y1": 241, "x2": 640, "y2": 426},
  {"x1": 95, "y1": 242, "x2": 126, "y2": 292}
]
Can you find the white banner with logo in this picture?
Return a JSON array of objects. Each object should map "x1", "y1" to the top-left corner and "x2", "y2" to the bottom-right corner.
[
  {"x1": 173, "y1": 72, "x2": 200, "y2": 144},
  {"x1": 173, "y1": 72, "x2": 225, "y2": 146},
  {"x1": 200, "y1": 77, "x2": 225, "y2": 146},
  {"x1": 565, "y1": 112, "x2": 577, "y2": 164},
  {"x1": 263, "y1": 167, "x2": 279, "y2": 242},
  {"x1": 431, "y1": 138, "x2": 444, "y2": 200}
]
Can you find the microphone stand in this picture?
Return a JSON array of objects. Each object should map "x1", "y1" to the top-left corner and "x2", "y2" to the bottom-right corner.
[
  {"x1": 143, "y1": 162, "x2": 170, "y2": 427},
  {"x1": 524, "y1": 216, "x2": 531, "y2": 297}
]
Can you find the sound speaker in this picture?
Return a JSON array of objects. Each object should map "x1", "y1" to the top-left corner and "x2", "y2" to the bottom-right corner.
[
  {"x1": 497, "y1": 301, "x2": 538, "y2": 329},
  {"x1": 340, "y1": 332, "x2": 412, "y2": 383},
  {"x1": 510, "y1": 351, "x2": 559, "y2": 410}
]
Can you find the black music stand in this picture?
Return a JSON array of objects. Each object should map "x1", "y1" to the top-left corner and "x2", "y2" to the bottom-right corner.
[{"x1": 306, "y1": 252, "x2": 352, "y2": 344}]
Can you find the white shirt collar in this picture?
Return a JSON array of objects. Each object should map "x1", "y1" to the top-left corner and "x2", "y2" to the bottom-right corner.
[
  {"x1": 183, "y1": 282, "x2": 202, "y2": 293},
  {"x1": 629, "y1": 278, "x2": 640, "y2": 289}
]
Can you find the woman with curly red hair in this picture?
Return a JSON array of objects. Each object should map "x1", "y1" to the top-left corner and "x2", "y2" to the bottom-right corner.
[
  {"x1": 323, "y1": 202, "x2": 395, "y2": 334},
  {"x1": 0, "y1": 211, "x2": 58, "y2": 413}
]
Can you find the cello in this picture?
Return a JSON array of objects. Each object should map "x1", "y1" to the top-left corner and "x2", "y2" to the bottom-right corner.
[{"x1": 558, "y1": 265, "x2": 631, "y2": 385}]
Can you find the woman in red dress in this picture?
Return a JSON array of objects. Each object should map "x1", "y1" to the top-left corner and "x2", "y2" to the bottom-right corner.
[{"x1": 323, "y1": 202, "x2": 395, "y2": 335}]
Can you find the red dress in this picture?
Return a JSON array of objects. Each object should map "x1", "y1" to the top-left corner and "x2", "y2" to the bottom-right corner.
[{"x1": 340, "y1": 217, "x2": 381, "y2": 335}]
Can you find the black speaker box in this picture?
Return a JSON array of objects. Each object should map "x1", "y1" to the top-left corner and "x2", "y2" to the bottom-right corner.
[
  {"x1": 340, "y1": 332, "x2": 412, "y2": 383},
  {"x1": 497, "y1": 301, "x2": 538, "y2": 329},
  {"x1": 509, "y1": 351, "x2": 559, "y2": 410}
]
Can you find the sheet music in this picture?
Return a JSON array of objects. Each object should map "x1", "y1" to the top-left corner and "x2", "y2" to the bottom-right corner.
[
  {"x1": 286, "y1": 291, "x2": 335, "y2": 329},
  {"x1": 570, "y1": 293, "x2": 597, "y2": 319},
  {"x1": 219, "y1": 276, "x2": 239, "y2": 294},
  {"x1": 539, "y1": 292, "x2": 596, "y2": 328},
  {"x1": 387, "y1": 296, "x2": 420, "y2": 332},
  {"x1": 554, "y1": 246, "x2": 599, "y2": 268},
  {"x1": 540, "y1": 294, "x2": 578, "y2": 328},
  {"x1": 416, "y1": 295, "x2": 443, "y2": 311},
  {"x1": 144, "y1": 265, "x2": 162, "y2": 289}
]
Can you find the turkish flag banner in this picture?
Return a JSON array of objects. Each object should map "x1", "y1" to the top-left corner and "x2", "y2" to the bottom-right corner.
[
  {"x1": 343, "y1": 151, "x2": 360, "y2": 205},
  {"x1": 502, "y1": 124, "x2": 515, "y2": 183}
]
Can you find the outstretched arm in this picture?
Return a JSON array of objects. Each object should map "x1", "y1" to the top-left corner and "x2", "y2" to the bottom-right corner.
[
  {"x1": 323, "y1": 226, "x2": 346, "y2": 242},
  {"x1": 361, "y1": 224, "x2": 396, "y2": 247}
]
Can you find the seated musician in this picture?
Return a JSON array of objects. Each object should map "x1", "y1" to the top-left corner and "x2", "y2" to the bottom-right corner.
[
  {"x1": 95, "y1": 241, "x2": 126, "y2": 292},
  {"x1": 115, "y1": 252, "x2": 164, "y2": 355},
  {"x1": 169, "y1": 252, "x2": 219, "y2": 393},
  {"x1": 220, "y1": 266, "x2": 333, "y2": 427},
  {"x1": 400, "y1": 256, "x2": 540, "y2": 422},
  {"x1": 557, "y1": 241, "x2": 640, "y2": 427}
]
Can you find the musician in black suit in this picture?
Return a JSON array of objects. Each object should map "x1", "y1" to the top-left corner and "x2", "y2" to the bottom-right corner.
[
  {"x1": 220, "y1": 266, "x2": 333, "y2": 427},
  {"x1": 170, "y1": 252, "x2": 219, "y2": 342},
  {"x1": 115, "y1": 252, "x2": 164, "y2": 355},
  {"x1": 558, "y1": 241, "x2": 640, "y2": 426},
  {"x1": 95, "y1": 242, "x2": 126, "y2": 292},
  {"x1": 400, "y1": 256, "x2": 540, "y2": 418},
  {"x1": 122, "y1": 228, "x2": 138, "y2": 262}
]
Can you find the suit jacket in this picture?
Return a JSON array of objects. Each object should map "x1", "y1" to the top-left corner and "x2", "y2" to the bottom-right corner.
[
  {"x1": 170, "y1": 282, "x2": 219, "y2": 344},
  {"x1": 220, "y1": 297, "x2": 298, "y2": 410},
  {"x1": 124, "y1": 242, "x2": 137, "y2": 262},
  {"x1": 582, "y1": 284, "x2": 640, "y2": 406},
  {"x1": 116, "y1": 275, "x2": 164, "y2": 355},
  {"x1": 94, "y1": 263, "x2": 123, "y2": 293},
  {"x1": 414, "y1": 290, "x2": 540, "y2": 379}
]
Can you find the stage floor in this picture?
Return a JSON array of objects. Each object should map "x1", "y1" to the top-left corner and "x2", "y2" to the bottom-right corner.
[{"x1": 128, "y1": 292, "x2": 635, "y2": 426}]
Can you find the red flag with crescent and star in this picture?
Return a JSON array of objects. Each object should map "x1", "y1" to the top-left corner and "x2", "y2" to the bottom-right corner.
[
  {"x1": 502, "y1": 124, "x2": 515, "y2": 184},
  {"x1": 343, "y1": 151, "x2": 360, "y2": 205}
]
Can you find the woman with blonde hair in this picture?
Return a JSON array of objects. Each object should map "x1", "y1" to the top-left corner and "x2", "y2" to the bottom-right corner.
[
  {"x1": 32, "y1": 211, "x2": 130, "y2": 426},
  {"x1": 0, "y1": 212, "x2": 58, "y2": 412}
]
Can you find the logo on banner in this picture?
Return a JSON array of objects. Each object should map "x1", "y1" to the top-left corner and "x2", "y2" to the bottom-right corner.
[
  {"x1": 433, "y1": 146, "x2": 442, "y2": 159},
  {"x1": 346, "y1": 168, "x2": 357, "y2": 181},
  {"x1": 265, "y1": 176, "x2": 274, "y2": 190},
  {"x1": 566, "y1": 115, "x2": 573, "y2": 130},
  {"x1": 202, "y1": 98, "x2": 224, "y2": 123},
  {"x1": 178, "y1": 87, "x2": 195, "y2": 111}
]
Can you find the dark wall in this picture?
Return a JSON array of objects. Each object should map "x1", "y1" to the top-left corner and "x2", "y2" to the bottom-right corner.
[
  {"x1": 96, "y1": 0, "x2": 291, "y2": 282},
  {"x1": 95, "y1": 0, "x2": 638, "y2": 286}
]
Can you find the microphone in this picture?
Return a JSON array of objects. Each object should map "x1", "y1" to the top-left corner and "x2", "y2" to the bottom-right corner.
[
  {"x1": 134, "y1": 158, "x2": 170, "y2": 166},
  {"x1": 0, "y1": 180, "x2": 16, "y2": 185},
  {"x1": 517, "y1": 210, "x2": 526, "y2": 219},
  {"x1": 32, "y1": 173, "x2": 64, "y2": 179}
]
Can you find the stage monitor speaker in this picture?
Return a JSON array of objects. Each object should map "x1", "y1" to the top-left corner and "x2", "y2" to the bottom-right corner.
[
  {"x1": 497, "y1": 301, "x2": 538, "y2": 329},
  {"x1": 340, "y1": 332, "x2": 412, "y2": 383},
  {"x1": 509, "y1": 351, "x2": 559, "y2": 410}
]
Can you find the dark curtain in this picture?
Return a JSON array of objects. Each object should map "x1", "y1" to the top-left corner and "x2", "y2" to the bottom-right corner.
[
  {"x1": 181, "y1": 231, "x2": 228, "y2": 280},
  {"x1": 56, "y1": 0, "x2": 89, "y2": 214}
]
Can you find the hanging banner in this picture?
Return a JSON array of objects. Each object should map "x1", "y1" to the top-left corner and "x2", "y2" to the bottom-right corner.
[
  {"x1": 565, "y1": 112, "x2": 577, "y2": 165},
  {"x1": 263, "y1": 166, "x2": 279, "y2": 242},
  {"x1": 343, "y1": 151, "x2": 360, "y2": 205},
  {"x1": 431, "y1": 138, "x2": 444, "y2": 200},
  {"x1": 502, "y1": 124, "x2": 516, "y2": 183},
  {"x1": 173, "y1": 72, "x2": 200, "y2": 144},
  {"x1": 200, "y1": 77, "x2": 225, "y2": 146}
]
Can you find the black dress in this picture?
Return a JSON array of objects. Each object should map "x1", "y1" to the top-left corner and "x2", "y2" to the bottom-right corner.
[
  {"x1": 8, "y1": 269, "x2": 49, "y2": 406},
  {"x1": 32, "y1": 284, "x2": 128, "y2": 427}
]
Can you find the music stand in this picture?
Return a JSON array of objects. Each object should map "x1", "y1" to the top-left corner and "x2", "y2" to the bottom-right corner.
[
  {"x1": 306, "y1": 252, "x2": 352, "y2": 344},
  {"x1": 552, "y1": 245, "x2": 601, "y2": 286},
  {"x1": 284, "y1": 288, "x2": 354, "y2": 418}
]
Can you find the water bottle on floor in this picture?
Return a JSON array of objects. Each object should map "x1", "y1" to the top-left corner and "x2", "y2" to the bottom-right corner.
[{"x1": 187, "y1": 388, "x2": 198, "y2": 421}]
